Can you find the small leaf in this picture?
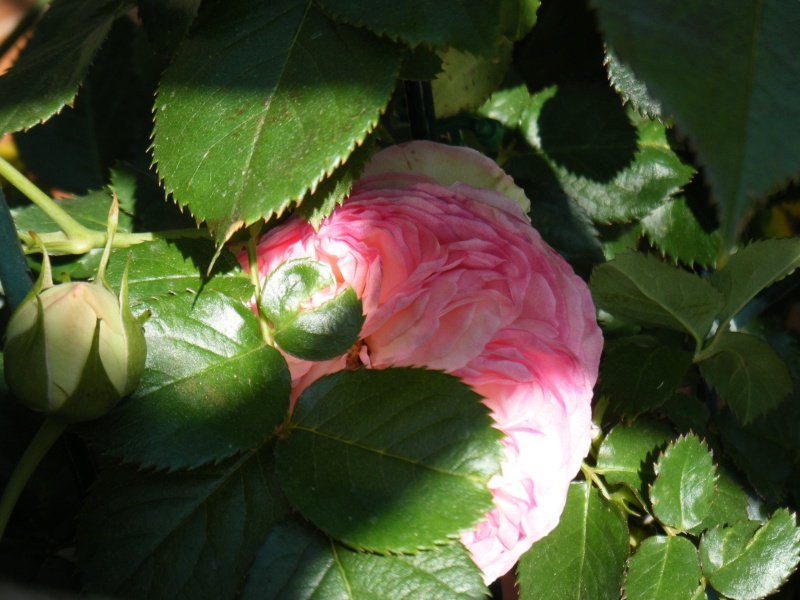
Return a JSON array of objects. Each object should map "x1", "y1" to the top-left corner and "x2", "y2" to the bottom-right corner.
[
  {"x1": 318, "y1": 0, "x2": 520, "y2": 56},
  {"x1": 604, "y1": 49, "x2": 664, "y2": 121},
  {"x1": 700, "y1": 509, "x2": 800, "y2": 600},
  {"x1": 517, "y1": 482, "x2": 629, "y2": 600},
  {"x1": 260, "y1": 259, "x2": 335, "y2": 326},
  {"x1": 274, "y1": 286, "x2": 365, "y2": 361},
  {"x1": 650, "y1": 434, "x2": 716, "y2": 531},
  {"x1": 641, "y1": 196, "x2": 722, "y2": 269},
  {"x1": 711, "y1": 238, "x2": 800, "y2": 325},
  {"x1": 624, "y1": 536, "x2": 701, "y2": 600},
  {"x1": 688, "y1": 466, "x2": 749, "y2": 536},
  {"x1": 0, "y1": 0, "x2": 133, "y2": 135},
  {"x1": 699, "y1": 331, "x2": 793, "y2": 424},
  {"x1": 153, "y1": 0, "x2": 401, "y2": 235},
  {"x1": 592, "y1": 0, "x2": 800, "y2": 247},
  {"x1": 78, "y1": 446, "x2": 290, "y2": 600},
  {"x1": 589, "y1": 252, "x2": 725, "y2": 344},
  {"x1": 521, "y1": 85, "x2": 694, "y2": 223},
  {"x1": 241, "y1": 516, "x2": 487, "y2": 600},
  {"x1": 478, "y1": 83, "x2": 531, "y2": 129},
  {"x1": 276, "y1": 368, "x2": 503, "y2": 553},
  {"x1": 601, "y1": 335, "x2": 693, "y2": 416},
  {"x1": 432, "y1": 39, "x2": 513, "y2": 118},
  {"x1": 596, "y1": 418, "x2": 676, "y2": 505}
]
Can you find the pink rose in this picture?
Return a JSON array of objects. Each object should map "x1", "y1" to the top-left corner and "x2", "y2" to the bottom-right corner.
[{"x1": 240, "y1": 141, "x2": 603, "y2": 584}]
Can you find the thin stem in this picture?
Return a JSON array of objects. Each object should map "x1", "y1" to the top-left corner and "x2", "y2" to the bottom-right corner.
[
  {"x1": 0, "y1": 187, "x2": 33, "y2": 309},
  {"x1": 0, "y1": 155, "x2": 92, "y2": 244},
  {"x1": 0, "y1": 416, "x2": 68, "y2": 541},
  {"x1": 17, "y1": 228, "x2": 211, "y2": 255},
  {"x1": 247, "y1": 236, "x2": 273, "y2": 345}
]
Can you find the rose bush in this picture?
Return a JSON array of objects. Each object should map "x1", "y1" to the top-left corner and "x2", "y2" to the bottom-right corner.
[{"x1": 240, "y1": 141, "x2": 603, "y2": 583}]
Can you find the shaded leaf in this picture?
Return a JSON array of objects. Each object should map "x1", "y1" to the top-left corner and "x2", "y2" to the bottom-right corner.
[
  {"x1": 624, "y1": 536, "x2": 701, "y2": 600},
  {"x1": 153, "y1": 0, "x2": 401, "y2": 235},
  {"x1": 700, "y1": 510, "x2": 800, "y2": 600},
  {"x1": 650, "y1": 434, "x2": 716, "y2": 531},
  {"x1": 711, "y1": 238, "x2": 800, "y2": 325},
  {"x1": 276, "y1": 368, "x2": 503, "y2": 553},
  {"x1": 78, "y1": 446, "x2": 290, "y2": 600},
  {"x1": 0, "y1": 0, "x2": 133, "y2": 135},
  {"x1": 601, "y1": 335, "x2": 693, "y2": 416},
  {"x1": 592, "y1": 0, "x2": 800, "y2": 247},
  {"x1": 138, "y1": 0, "x2": 202, "y2": 57},
  {"x1": 241, "y1": 516, "x2": 486, "y2": 600},
  {"x1": 318, "y1": 0, "x2": 520, "y2": 56},
  {"x1": 604, "y1": 49, "x2": 664, "y2": 121},
  {"x1": 517, "y1": 482, "x2": 628, "y2": 600},
  {"x1": 658, "y1": 394, "x2": 711, "y2": 440},
  {"x1": 590, "y1": 252, "x2": 724, "y2": 344},
  {"x1": 699, "y1": 331, "x2": 792, "y2": 424},
  {"x1": 641, "y1": 196, "x2": 721, "y2": 268}
]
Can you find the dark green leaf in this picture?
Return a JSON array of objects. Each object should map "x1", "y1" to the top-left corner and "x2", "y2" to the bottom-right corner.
[
  {"x1": 650, "y1": 434, "x2": 716, "y2": 531},
  {"x1": 520, "y1": 85, "x2": 694, "y2": 223},
  {"x1": 717, "y1": 410, "x2": 793, "y2": 501},
  {"x1": 318, "y1": 0, "x2": 519, "y2": 56},
  {"x1": 296, "y1": 137, "x2": 376, "y2": 229},
  {"x1": 153, "y1": 0, "x2": 401, "y2": 235},
  {"x1": 0, "y1": 0, "x2": 133, "y2": 135},
  {"x1": 241, "y1": 516, "x2": 487, "y2": 600},
  {"x1": 432, "y1": 39, "x2": 513, "y2": 118},
  {"x1": 604, "y1": 49, "x2": 664, "y2": 121},
  {"x1": 688, "y1": 466, "x2": 749, "y2": 536},
  {"x1": 592, "y1": 0, "x2": 800, "y2": 247},
  {"x1": 711, "y1": 238, "x2": 800, "y2": 325},
  {"x1": 260, "y1": 259, "x2": 334, "y2": 326},
  {"x1": 589, "y1": 252, "x2": 725, "y2": 344},
  {"x1": 601, "y1": 335, "x2": 693, "y2": 416},
  {"x1": 641, "y1": 196, "x2": 722, "y2": 269},
  {"x1": 276, "y1": 368, "x2": 503, "y2": 553},
  {"x1": 138, "y1": 0, "x2": 202, "y2": 57},
  {"x1": 658, "y1": 394, "x2": 711, "y2": 441},
  {"x1": 624, "y1": 536, "x2": 701, "y2": 600},
  {"x1": 398, "y1": 46, "x2": 443, "y2": 81},
  {"x1": 275, "y1": 286, "x2": 364, "y2": 361},
  {"x1": 699, "y1": 331, "x2": 792, "y2": 424},
  {"x1": 517, "y1": 482, "x2": 628, "y2": 600},
  {"x1": 700, "y1": 510, "x2": 800, "y2": 600},
  {"x1": 78, "y1": 241, "x2": 290, "y2": 470},
  {"x1": 78, "y1": 446, "x2": 290, "y2": 600},
  {"x1": 596, "y1": 418, "x2": 675, "y2": 505}
]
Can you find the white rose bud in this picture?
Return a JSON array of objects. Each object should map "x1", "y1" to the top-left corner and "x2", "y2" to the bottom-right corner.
[{"x1": 3, "y1": 270, "x2": 146, "y2": 423}]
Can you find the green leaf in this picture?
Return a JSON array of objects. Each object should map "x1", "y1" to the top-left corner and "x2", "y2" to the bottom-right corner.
[
  {"x1": 276, "y1": 368, "x2": 503, "y2": 553},
  {"x1": 478, "y1": 83, "x2": 531, "y2": 129},
  {"x1": 517, "y1": 482, "x2": 628, "y2": 600},
  {"x1": 153, "y1": 0, "x2": 400, "y2": 236},
  {"x1": 624, "y1": 536, "x2": 702, "y2": 600},
  {"x1": 318, "y1": 0, "x2": 520, "y2": 56},
  {"x1": 717, "y1": 410, "x2": 793, "y2": 501},
  {"x1": 700, "y1": 510, "x2": 800, "y2": 600},
  {"x1": 658, "y1": 394, "x2": 711, "y2": 441},
  {"x1": 650, "y1": 434, "x2": 716, "y2": 531},
  {"x1": 641, "y1": 196, "x2": 722, "y2": 269},
  {"x1": 296, "y1": 136, "x2": 376, "y2": 230},
  {"x1": 260, "y1": 259, "x2": 334, "y2": 326},
  {"x1": 520, "y1": 85, "x2": 694, "y2": 223},
  {"x1": 601, "y1": 335, "x2": 693, "y2": 416},
  {"x1": 589, "y1": 252, "x2": 725, "y2": 344},
  {"x1": 711, "y1": 238, "x2": 800, "y2": 325},
  {"x1": 432, "y1": 39, "x2": 513, "y2": 118},
  {"x1": 0, "y1": 0, "x2": 133, "y2": 135},
  {"x1": 78, "y1": 446, "x2": 290, "y2": 600},
  {"x1": 699, "y1": 331, "x2": 793, "y2": 424},
  {"x1": 596, "y1": 418, "x2": 676, "y2": 505},
  {"x1": 241, "y1": 516, "x2": 487, "y2": 600},
  {"x1": 275, "y1": 286, "x2": 365, "y2": 361},
  {"x1": 604, "y1": 49, "x2": 664, "y2": 122},
  {"x1": 138, "y1": 0, "x2": 202, "y2": 57},
  {"x1": 592, "y1": 0, "x2": 800, "y2": 247},
  {"x1": 78, "y1": 241, "x2": 291, "y2": 470},
  {"x1": 688, "y1": 466, "x2": 749, "y2": 536}
]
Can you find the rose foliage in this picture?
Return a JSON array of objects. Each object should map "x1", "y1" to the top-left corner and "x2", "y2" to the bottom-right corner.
[{"x1": 1, "y1": 0, "x2": 800, "y2": 599}]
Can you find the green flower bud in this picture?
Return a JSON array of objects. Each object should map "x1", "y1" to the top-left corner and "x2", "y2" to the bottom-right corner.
[{"x1": 3, "y1": 276, "x2": 146, "y2": 423}]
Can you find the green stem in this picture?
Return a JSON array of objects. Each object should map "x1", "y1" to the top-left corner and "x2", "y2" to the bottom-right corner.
[
  {"x1": 0, "y1": 416, "x2": 67, "y2": 541},
  {"x1": 246, "y1": 236, "x2": 274, "y2": 345},
  {"x1": 17, "y1": 227, "x2": 211, "y2": 255},
  {"x1": 0, "y1": 155, "x2": 92, "y2": 245}
]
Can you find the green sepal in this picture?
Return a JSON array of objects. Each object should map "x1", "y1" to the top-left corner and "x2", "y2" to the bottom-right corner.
[
  {"x1": 3, "y1": 295, "x2": 51, "y2": 412},
  {"x1": 57, "y1": 318, "x2": 122, "y2": 423},
  {"x1": 117, "y1": 255, "x2": 147, "y2": 395}
]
